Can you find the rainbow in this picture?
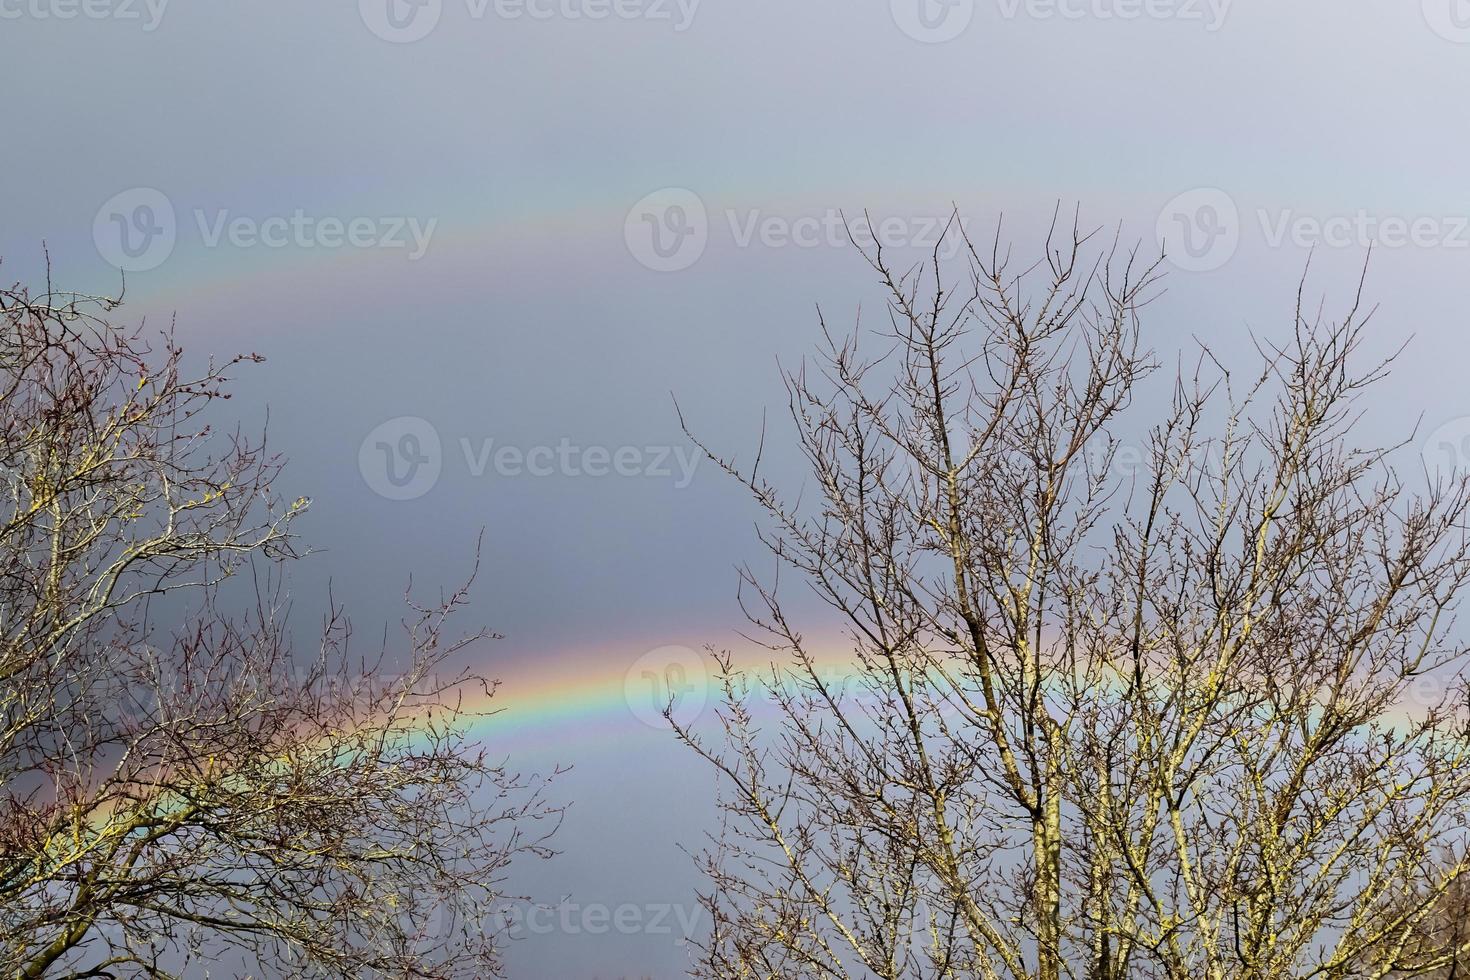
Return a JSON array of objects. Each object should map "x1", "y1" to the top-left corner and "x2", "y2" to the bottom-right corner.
[
  {"x1": 105, "y1": 175, "x2": 1137, "y2": 330},
  {"x1": 461, "y1": 629, "x2": 1460, "y2": 761}
]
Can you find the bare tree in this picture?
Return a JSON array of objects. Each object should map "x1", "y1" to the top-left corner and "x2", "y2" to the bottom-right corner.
[
  {"x1": 1375, "y1": 854, "x2": 1470, "y2": 980},
  {"x1": 0, "y1": 276, "x2": 560, "y2": 978},
  {"x1": 674, "y1": 214, "x2": 1470, "y2": 980}
]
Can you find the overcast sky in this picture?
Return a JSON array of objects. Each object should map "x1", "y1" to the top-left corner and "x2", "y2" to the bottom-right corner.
[{"x1": 5, "y1": 2, "x2": 1470, "y2": 974}]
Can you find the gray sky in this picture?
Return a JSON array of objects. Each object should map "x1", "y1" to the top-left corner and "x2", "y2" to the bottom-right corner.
[{"x1": 5, "y1": 2, "x2": 1470, "y2": 974}]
